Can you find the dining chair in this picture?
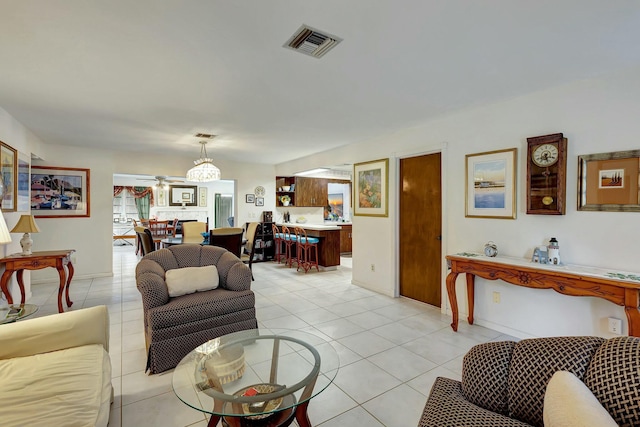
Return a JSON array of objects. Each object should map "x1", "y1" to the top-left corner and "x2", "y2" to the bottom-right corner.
[
  {"x1": 182, "y1": 221, "x2": 208, "y2": 243},
  {"x1": 209, "y1": 227, "x2": 244, "y2": 258},
  {"x1": 134, "y1": 226, "x2": 155, "y2": 256},
  {"x1": 166, "y1": 218, "x2": 179, "y2": 236},
  {"x1": 148, "y1": 219, "x2": 170, "y2": 250},
  {"x1": 241, "y1": 222, "x2": 260, "y2": 280}
]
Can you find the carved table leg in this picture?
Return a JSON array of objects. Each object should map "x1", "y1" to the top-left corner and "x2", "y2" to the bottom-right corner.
[
  {"x1": 624, "y1": 288, "x2": 640, "y2": 337},
  {"x1": 446, "y1": 271, "x2": 460, "y2": 332},
  {"x1": 0, "y1": 269, "x2": 14, "y2": 304},
  {"x1": 56, "y1": 265, "x2": 68, "y2": 313},
  {"x1": 466, "y1": 273, "x2": 475, "y2": 325},
  {"x1": 16, "y1": 269, "x2": 26, "y2": 305},
  {"x1": 65, "y1": 261, "x2": 74, "y2": 307}
]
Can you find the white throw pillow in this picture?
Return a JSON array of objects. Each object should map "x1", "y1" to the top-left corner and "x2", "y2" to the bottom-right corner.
[
  {"x1": 543, "y1": 370, "x2": 617, "y2": 427},
  {"x1": 165, "y1": 265, "x2": 219, "y2": 297}
]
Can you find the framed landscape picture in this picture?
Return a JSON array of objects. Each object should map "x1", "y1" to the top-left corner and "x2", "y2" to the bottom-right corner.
[
  {"x1": 354, "y1": 158, "x2": 389, "y2": 217},
  {"x1": 31, "y1": 166, "x2": 90, "y2": 217},
  {"x1": 465, "y1": 148, "x2": 517, "y2": 219},
  {"x1": 578, "y1": 149, "x2": 640, "y2": 211},
  {"x1": 0, "y1": 142, "x2": 17, "y2": 212}
]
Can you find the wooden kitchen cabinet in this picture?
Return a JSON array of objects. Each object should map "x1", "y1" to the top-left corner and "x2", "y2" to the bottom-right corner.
[
  {"x1": 339, "y1": 224, "x2": 352, "y2": 253},
  {"x1": 295, "y1": 177, "x2": 327, "y2": 207},
  {"x1": 275, "y1": 176, "x2": 328, "y2": 207}
]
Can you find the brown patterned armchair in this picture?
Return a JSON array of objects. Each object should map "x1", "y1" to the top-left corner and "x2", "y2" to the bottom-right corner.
[
  {"x1": 419, "y1": 336, "x2": 640, "y2": 426},
  {"x1": 135, "y1": 245, "x2": 257, "y2": 374}
]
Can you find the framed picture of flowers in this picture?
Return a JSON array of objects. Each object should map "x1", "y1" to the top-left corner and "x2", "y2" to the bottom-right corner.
[{"x1": 354, "y1": 158, "x2": 389, "y2": 217}]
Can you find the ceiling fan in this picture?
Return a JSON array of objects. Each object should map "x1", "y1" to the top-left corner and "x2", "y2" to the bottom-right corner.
[{"x1": 136, "y1": 176, "x2": 185, "y2": 187}]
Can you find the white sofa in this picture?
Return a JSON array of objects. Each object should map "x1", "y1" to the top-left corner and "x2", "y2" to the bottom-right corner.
[{"x1": 0, "y1": 305, "x2": 112, "y2": 427}]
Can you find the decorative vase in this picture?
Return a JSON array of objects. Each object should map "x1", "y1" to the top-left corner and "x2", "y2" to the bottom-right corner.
[{"x1": 283, "y1": 200, "x2": 290, "y2": 206}]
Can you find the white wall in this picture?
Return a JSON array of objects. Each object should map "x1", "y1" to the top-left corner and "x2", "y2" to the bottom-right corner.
[
  {"x1": 0, "y1": 106, "x2": 46, "y2": 303},
  {"x1": 20, "y1": 143, "x2": 276, "y2": 283},
  {"x1": 276, "y1": 66, "x2": 640, "y2": 338}
]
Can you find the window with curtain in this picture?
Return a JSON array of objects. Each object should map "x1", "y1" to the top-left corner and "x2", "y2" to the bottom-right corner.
[{"x1": 113, "y1": 186, "x2": 154, "y2": 221}]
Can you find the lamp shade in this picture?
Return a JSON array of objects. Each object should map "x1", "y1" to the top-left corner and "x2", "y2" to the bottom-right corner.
[
  {"x1": 186, "y1": 141, "x2": 221, "y2": 182},
  {"x1": 10, "y1": 215, "x2": 41, "y2": 234},
  {"x1": 0, "y1": 213, "x2": 12, "y2": 244}
]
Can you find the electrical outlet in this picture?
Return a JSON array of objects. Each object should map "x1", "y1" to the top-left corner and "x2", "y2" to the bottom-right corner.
[
  {"x1": 608, "y1": 317, "x2": 622, "y2": 335},
  {"x1": 370, "y1": 264, "x2": 375, "y2": 272},
  {"x1": 492, "y1": 291, "x2": 500, "y2": 304}
]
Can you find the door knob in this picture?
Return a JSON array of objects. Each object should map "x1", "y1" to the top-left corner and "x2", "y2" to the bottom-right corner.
[{"x1": 436, "y1": 235, "x2": 442, "y2": 241}]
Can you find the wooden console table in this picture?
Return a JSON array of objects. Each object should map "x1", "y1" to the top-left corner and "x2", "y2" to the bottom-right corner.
[
  {"x1": 0, "y1": 250, "x2": 76, "y2": 313},
  {"x1": 446, "y1": 253, "x2": 640, "y2": 336}
]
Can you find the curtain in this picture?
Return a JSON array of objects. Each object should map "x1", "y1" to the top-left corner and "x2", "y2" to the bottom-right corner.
[
  {"x1": 133, "y1": 186, "x2": 152, "y2": 219},
  {"x1": 214, "y1": 193, "x2": 233, "y2": 228}
]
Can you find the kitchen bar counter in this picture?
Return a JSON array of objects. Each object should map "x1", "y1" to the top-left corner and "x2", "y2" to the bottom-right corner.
[{"x1": 276, "y1": 223, "x2": 341, "y2": 269}]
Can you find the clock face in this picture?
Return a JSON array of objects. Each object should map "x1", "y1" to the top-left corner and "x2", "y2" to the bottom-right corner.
[
  {"x1": 254, "y1": 186, "x2": 265, "y2": 197},
  {"x1": 532, "y1": 144, "x2": 559, "y2": 167}
]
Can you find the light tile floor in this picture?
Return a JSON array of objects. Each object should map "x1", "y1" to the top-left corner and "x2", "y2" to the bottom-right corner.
[{"x1": 27, "y1": 246, "x2": 515, "y2": 427}]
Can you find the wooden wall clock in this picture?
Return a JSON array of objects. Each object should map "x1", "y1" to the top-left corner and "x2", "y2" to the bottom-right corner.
[{"x1": 526, "y1": 133, "x2": 567, "y2": 215}]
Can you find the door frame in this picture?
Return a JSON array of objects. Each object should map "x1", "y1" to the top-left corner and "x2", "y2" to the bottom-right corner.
[{"x1": 394, "y1": 143, "x2": 450, "y2": 313}]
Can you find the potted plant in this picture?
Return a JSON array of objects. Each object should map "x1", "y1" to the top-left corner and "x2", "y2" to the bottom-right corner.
[{"x1": 280, "y1": 195, "x2": 291, "y2": 206}]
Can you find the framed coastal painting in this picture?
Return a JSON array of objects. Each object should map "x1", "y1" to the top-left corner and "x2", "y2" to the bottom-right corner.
[
  {"x1": 354, "y1": 158, "x2": 388, "y2": 217},
  {"x1": 578, "y1": 149, "x2": 640, "y2": 212},
  {"x1": 465, "y1": 148, "x2": 517, "y2": 219},
  {"x1": 31, "y1": 166, "x2": 90, "y2": 217},
  {"x1": 0, "y1": 142, "x2": 17, "y2": 212},
  {"x1": 17, "y1": 151, "x2": 30, "y2": 212}
]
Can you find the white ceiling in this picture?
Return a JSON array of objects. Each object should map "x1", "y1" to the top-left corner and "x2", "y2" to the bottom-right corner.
[{"x1": 1, "y1": 1, "x2": 639, "y2": 165}]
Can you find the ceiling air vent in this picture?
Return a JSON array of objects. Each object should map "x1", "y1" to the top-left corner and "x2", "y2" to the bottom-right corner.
[
  {"x1": 283, "y1": 25, "x2": 342, "y2": 58},
  {"x1": 194, "y1": 133, "x2": 215, "y2": 139}
]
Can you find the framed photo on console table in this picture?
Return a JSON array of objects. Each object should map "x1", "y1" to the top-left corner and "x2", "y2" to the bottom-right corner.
[
  {"x1": 578, "y1": 149, "x2": 640, "y2": 212},
  {"x1": 354, "y1": 158, "x2": 389, "y2": 217},
  {"x1": 465, "y1": 148, "x2": 517, "y2": 219},
  {"x1": 31, "y1": 166, "x2": 90, "y2": 217}
]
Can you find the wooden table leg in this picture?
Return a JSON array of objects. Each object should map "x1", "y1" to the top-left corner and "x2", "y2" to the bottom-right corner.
[
  {"x1": 624, "y1": 288, "x2": 640, "y2": 337},
  {"x1": 446, "y1": 271, "x2": 460, "y2": 332},
  {"x1": 207, "y1": 414, "x2": 221, "y2": 427},
  {"x1": 295, "y1": 401, "x2": 311, "y2": 427},
  {"x1": 16, "y1": 269, "x2": 26, "y2": 305},
  {"x1": 65, "y1": 261, "x2": 74, "y2": 307},
  {"x1": 466, "y1": 273, "x2": 475, "y2": 325},
  {"x1": 0, "y1": 269, "x2": 14, "y2": 304},
  {"x1": 56, "y1": 264, "x2": 68, "y2": 313}
]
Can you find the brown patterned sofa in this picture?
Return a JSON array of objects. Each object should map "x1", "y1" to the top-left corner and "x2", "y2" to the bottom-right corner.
[
  {"x1": 419, "y1": 336, "x2": 640, "y2": 427},
  {"x1": 136, "y1": 245, "x2": 257, "y2": 374}
]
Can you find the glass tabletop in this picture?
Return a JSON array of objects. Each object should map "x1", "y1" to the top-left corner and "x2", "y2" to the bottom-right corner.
[
  {"x1": 0, "y1": 304, "x2": 38, "y2": 325},
  {"x1": 172, "y1": 329, "x2": 340, "y2": 419}
]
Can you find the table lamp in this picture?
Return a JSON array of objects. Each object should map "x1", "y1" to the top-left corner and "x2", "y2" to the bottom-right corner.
[
  {"x1": 10, "y1": 214, "x2": 40, "y2": 255},
  {"x1": 0, "y1": 213, "x2": 12, "y2": 245}
]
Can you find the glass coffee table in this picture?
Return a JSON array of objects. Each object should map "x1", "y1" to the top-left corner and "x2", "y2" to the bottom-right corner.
[
  {"x1": 0, "y1": 304, "x2": 38, "y2": 325},
  {"x1": 172, "y1": 329, "x2": 340, "y2": 427}
]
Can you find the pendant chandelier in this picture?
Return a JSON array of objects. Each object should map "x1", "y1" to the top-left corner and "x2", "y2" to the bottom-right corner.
[{"x1": 186, "y1": 141, "x2": 221, "y2": 182}]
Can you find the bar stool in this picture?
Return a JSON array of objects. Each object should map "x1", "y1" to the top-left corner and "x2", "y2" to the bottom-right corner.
[
  {"x1": 272, "y1": 223, "x2": 285, "y2": 263},
  {"x1": 282, "y1": 225, "x2": 297, "y2": 268},
  {"x1": 294, "y1": 227, "x2": 319, "y2": 273}
]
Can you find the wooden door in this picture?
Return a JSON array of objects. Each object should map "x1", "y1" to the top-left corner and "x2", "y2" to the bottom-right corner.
[{"x1": 399, "y1": 153, "x2": 442, "y2": 306}]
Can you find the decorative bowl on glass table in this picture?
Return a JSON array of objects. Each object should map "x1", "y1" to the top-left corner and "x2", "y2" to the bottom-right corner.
[{"x1": 172, "y1": 329, "x2": 340, "y2": 427}]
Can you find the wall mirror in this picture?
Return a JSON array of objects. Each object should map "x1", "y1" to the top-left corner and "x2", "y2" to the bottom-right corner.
[
  {"x1": 577, "y1": 149, "x2": 640, "y2": 212},
  {"x1": 169, "y1": 185, "x2": 198, "y2": 207}
]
